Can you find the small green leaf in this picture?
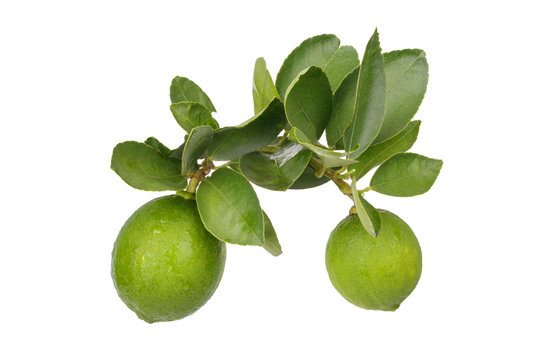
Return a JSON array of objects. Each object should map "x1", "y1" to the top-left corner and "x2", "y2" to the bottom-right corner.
[
  {"x1": 289, "y1": 165, "x2": 331, "y2": 189},
  {"x1": 170, "y1": 76, "x2": 216, "y2": 112},
  {"x1": 289, "y1": 127, "x2": 356, "y2": 168},
  {"x1": 324, "y1": 45, "x2": 360, "y2": 92},
  {"x1": 374, "y1": 49, "x2": 428, "y2": 143},
  {"x1": 144, "y1": 137, "x2": 173, "y2": 157},
  {"x1": 196, "y1": 168, "x2": 264, "y2": 246},
  {"x1": 239, "y1": 142, "x2": 312, "y2": 191},
  {"x1": 181, "y1": 126, "x2": 213, "y2": 176},
  {"x1": 111, "y1": 141, "x2": 187, "y2": 191},
  {"x1": 253, "y1": 57, "x2": 280, "y2": 114},
  {"x1": 370, "y1": 153, "x2": 443, "y2": 197},
  {"x1": 262, "y1": 211, "x2": 282, "y2": 256},
  {"x1": 207, "y1": 98, "x2": 286, "y2": 161},
  {"x1": 351, "y1": 180, "x2": 380, "y2": 237},
  {"x1": 284, "y1": 66, "x2": 332, "y2": 142},
  {"x1": 276, "y1": 34, "x2": 340, "y2": 99},
  {"x1": 349, "y1": 120, "x2": 420, "y2": 179},
  {"x1": 326, "y1": 29, "x2": 386, "y2": 159},
  {"x1": 170, "y1": 101, "x2": 219, "y2": 134}
]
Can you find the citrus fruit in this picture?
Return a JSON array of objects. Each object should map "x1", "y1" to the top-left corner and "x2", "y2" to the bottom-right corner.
[
  {"x1": 325, "y1": 210, "x2": 422, "y2": 311},
  {"x1": 111, "y1": 195, "x2": 226, "y2": 323}
]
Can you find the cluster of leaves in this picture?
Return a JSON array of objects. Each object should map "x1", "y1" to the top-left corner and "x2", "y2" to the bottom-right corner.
[{"x1": 111, "y1": 29, "x2": 442, "y2": 256}]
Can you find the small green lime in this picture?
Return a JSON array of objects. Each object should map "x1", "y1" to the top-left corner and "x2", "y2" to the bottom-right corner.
[
  {"x1": 325, "y1": 210, "x2": 422, "y2": 311},
  {"x1": 111, "y1": 195, "x2": 226, "y2": 323}
]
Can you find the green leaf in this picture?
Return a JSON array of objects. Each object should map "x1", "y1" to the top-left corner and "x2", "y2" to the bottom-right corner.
[
  {"x1": 370, "y1": 153, "x2": 443, "y2": 197},
  {"x1": 284, "y1": 66, "x2": 332, "y2": 142},
  {"x1": 351, "y1": 179, "x2": 380, "y2": 237},
  {"x1": 196, "y1": 168, "x2": 264, "y2": 246},
  {"x1": 374, "y1": 49, "x2": 428, "y2": 143},
  {"x1": 276, "y1": 34, "x2": 340, "y2": 99},
  {"x1": 252, "y1": 57, "x2": 280, "y2": 114},
  {"x1": 169, "y1": 143, "x2": 185, "y2": 160},
  {"x1": 181, "y1": 126, "x2": 213, "y2": 176},
  {"x1": 144, "y1": 137, "x2": 173, "y2": 157},
  {"x1": 289, "y1": 127, "x2": 356, "y2": 168},
  {"x1": 262, "y1": 211, "x2": 282, "y2": 256},
  {"x1": 170, "y1": 76, "x2": 216, "y2": 112},
  {"x1": 324, "y1": 45, "x2": 360, "y2": 92},
  {"x1": 326, "y1": 30, "x2": 386, "y2": 159},
  {"x1": 207, "y1": 98, "x2": 286, "y2": 161},
  {"x1": 170, "y1": 101, "x2": 219, "y2": 133},
  {"x1": 289, "y1": 165, "x2": 331, "y2": 189},
  {"x1": 239, "y1": 142, "x2": 312, "y2": 191},
  {"x1": 349, "y1": 120, "x2": 421, "y2": 179},
  {"x1": 111, "y1": 141, "x2": 187, "y2": 191}
]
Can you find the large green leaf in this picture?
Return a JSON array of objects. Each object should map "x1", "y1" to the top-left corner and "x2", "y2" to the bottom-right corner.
[
  {"x1": 326, "y1": 30, "x2": 386, "y2": 159},
  {"x1": 111, "y1": 141, "x2": 187, "y2": 191},
  {"x1": 170, "y1": 101, "x2": 219, "y2": 133},
  {"x1": 289, "y1": 165, "x2": 331, "y2": 189},
  {"x1": 170, "y1": 76, "x2": 216, "y2": 112},
  {"x1": 252, "y1": 57, "x2": 280, "y2": 114},
  {"x1": 324, "y1": 45, "x2": 360, "y2": 92},
  {"x1": 262, "y1": 211, "x2": 282, "y2": 256},
  {"x1": 239, "y1": 142, "x2": 312, "y2": 191},
  {"x1": 289, "y1": 127, "x2": 356, "y2": 168},
  {"x1": 349, "y1": 120, "x2": 420, "y2": 179},
  {"x1": 275, "y1": 34, "x2": 340, "y2": 99},
  {"x1": 207, "y1": 98, "x2": 286, "y2": 161},
  {"x1": 181, "y1": 126, "x2": 213, "y2": 176},
  {"x1": 374, "y1": 49, "x2": 428, "y2": 143},
  {"x1": 351, "y1": 179, "x2": 381, "y2": 237},
  {"x1": 144, "y1": 137, "x2": 173, "y2": 157},
  {"x1": 196, "y1": 168, "x2": 264, "y2": 246},
  {"x1": 370, "y1": 153, "x2": 443, "y2": 197},
  {"x1": 284, "y1": 66, "x2": 332, "y2": 142}
]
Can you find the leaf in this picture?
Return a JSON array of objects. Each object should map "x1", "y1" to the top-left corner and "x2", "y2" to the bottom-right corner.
[
  {"x1": 170, "y1": 76, "x2": 216, "y2": 112},
  {"x1": 170, "y1": 101, "x2": 219, "y2": 133},
  {"x1": 169, "y1": 143, "x2": 185, "y2": 160},
  {"x1": 181, "y1": 126, "x2": 213, "y2": 176},
  {"x1": 351, "y1": 179, "x2": 380, "y2": 237},
  {"x1": 374, "y1": 49, "x2": 428, "y2": 143},
  {"x1": 349, "y1": 120, "x2": 421, "y2": 179},
  {"x1": 289, "y1": 163, "x2": 334, "y2": 189},
  {"x1": 289, "y1": 127, "x2": 356, "y2": 168},
  {"x1": 262, "y1": 211, "x2": 282, "y2": 256},
  {"x1": 275, "y1": 34, "x2": 340, "y2": 99},
  {"x1": 324, "y1": 45, "x2": 360, "y2": 92},
  {"x1": 239, "y1": 142, "x2": 312, "y2": 191},
  {"x1": 370, "y1": 153, "x2": 443, "y2": 197},
  {"x1": 252, "y1": 57, "x2": 280, "y2": 114},
  {"x1": 284, "y1": 66, "x2": 333, "y2": 142},
  {"x1": 326, "y1": 29, "x2": 386, "y2": 159},
  {"x1": 111, "y1": 141, "x2": 187, "y2": 191},
  {"x1": 144, "y1": 137, "x2": 172, "y2": 157},
  {"x1": 207, "y1": 98, "x2": 286, "y2": 161},
  {"x1": 196, "y1": 168, "x2": 264, "y2": 246}
]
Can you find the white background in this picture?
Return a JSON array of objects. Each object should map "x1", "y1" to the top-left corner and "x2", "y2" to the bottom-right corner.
[{"x1": 2, "y1": 0, "x2": 539, "y2": 358}]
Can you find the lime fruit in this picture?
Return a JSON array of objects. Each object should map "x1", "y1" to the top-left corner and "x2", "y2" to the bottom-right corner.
[
  {"x1": 325, "y1": 210, "x2": 422, "y2": 311},
  {"x1": 111, "y1": 195, "x2": 226, "y2": 323}
]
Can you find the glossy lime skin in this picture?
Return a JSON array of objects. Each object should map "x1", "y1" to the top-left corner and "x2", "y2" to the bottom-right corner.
[
  {"x1": 111, "y1": 195, "x2": 226, "y2": 323},
  {"x1": 326, "y1": 210, "x2": 421, "y2": 311}
]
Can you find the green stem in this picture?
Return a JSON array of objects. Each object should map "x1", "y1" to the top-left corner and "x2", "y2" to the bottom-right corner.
[
  {"x1": 186, "y1": 176, "x2": 201, "y2": 194},
  {"x1": 275, "y1": 130, "x2": 289, "y2": 147},
  {"x1": 309, "y1": 157, "x2": 353, "y2": 200}
]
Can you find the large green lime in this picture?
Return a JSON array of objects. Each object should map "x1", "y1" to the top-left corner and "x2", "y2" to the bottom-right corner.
[
  {"x1": 111, "y1": 195, "x2": 226, "y2": 323},
  {"x1": 325, "y1": 210, "x2": 422, "y2": 311}
]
